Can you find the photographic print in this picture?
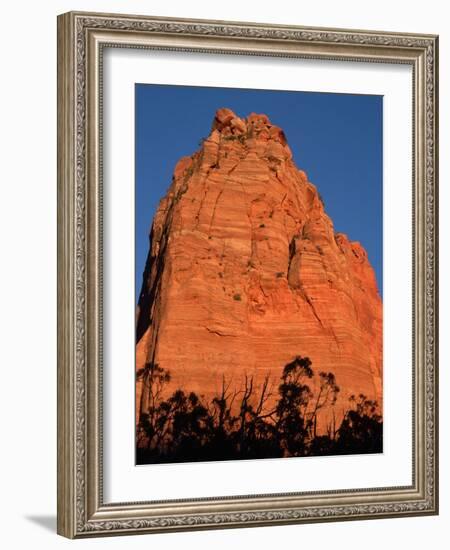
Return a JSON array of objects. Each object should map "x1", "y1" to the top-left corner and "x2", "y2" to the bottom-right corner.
[{"x1": 135, "y1": 84, "x2": 383, "y2": 465}]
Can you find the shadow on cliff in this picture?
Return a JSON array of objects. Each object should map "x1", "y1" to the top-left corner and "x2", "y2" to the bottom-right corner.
[{"x1": 136, "y1": 357, "x2": 383, "y2": 465}]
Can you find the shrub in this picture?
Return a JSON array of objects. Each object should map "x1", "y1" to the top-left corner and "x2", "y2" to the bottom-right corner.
[{"x1": 136, "y1": 358, "x2": 382, "y2": 464}]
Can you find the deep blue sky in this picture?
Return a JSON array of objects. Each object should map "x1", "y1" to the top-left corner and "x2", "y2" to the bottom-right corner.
[{"x1": 135, "y1": 84, "x2": 382, "y2": 302}]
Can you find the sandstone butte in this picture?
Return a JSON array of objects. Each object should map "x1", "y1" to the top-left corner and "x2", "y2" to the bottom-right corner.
[{"x1": 136, "y1": 108, "x2": 382, "y2": 433}]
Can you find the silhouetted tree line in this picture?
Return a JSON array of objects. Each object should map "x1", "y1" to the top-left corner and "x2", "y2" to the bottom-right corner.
[{"x1": 136, "y1": 356, "x2": 382, "y2": 464}]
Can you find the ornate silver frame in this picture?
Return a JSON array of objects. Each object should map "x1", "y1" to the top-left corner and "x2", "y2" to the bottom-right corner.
[{"x1": 57, "y1": 11, "x2": 439, "y2": 538}]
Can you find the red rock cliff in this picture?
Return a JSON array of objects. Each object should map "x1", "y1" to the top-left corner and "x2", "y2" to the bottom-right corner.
[{"x1": 136, "y1": 108, "x2": 382, "y2": 429}]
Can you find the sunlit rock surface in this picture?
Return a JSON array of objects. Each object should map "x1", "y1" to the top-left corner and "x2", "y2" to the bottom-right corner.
[{"x1": 136, "y1": 108, "x2": 382, "y2": 430}]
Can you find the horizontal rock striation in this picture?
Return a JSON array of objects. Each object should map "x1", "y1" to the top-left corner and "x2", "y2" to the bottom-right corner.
[{"x1": 136, "y1": 108, "x2": 382, "y2": 431}]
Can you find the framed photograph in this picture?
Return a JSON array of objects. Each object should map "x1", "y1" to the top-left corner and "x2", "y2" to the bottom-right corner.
[{"x1": 57, "y1": 11, "x2": 439, "y2": 538}]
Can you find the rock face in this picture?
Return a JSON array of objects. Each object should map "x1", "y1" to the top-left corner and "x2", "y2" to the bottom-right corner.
[{"x1": 136, "y1": 108, "x2": 382, "y2": 430}]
